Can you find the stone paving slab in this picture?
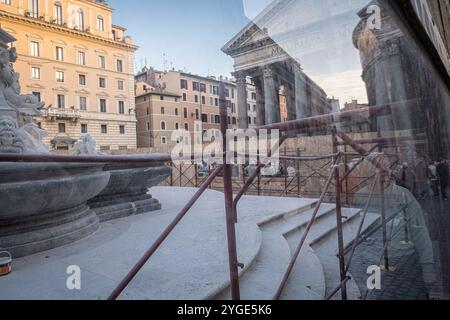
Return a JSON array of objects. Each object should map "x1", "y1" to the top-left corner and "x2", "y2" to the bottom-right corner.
[{"x1": 0, "y1": 187, "x2": 317, "y2": 300}]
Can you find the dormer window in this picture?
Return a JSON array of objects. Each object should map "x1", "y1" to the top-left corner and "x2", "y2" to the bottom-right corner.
[
  {"x1": 54, "y1": 2, "x2": 63, "y2": 24},
  {"x1": 97, "y1": 16, "x2": 104, "y2": 31},
  {"x1": 77, "y1": 9, "x2": 84, "y2": 30}
]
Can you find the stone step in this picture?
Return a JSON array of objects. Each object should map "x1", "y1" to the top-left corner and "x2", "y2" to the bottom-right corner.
[
  {"x1": 311, "y1": 211, "x2": 380, "y2": 300},
  {"x1": 256, "y1": 200, "x2": 319, "y2": 229},
  {"x1": 281, "y1": 207, "x2": 362, "y2": 299}
]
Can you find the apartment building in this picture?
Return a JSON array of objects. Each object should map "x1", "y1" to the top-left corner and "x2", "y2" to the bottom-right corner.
[
  {"x1": 135, "y1": 67, "x2": 246, "y2": 148},
  {"x1": 135, "y1": 81, "x2": 181, "y2": 151},
  {"x1": 0, "y1": 0, "x2": 138, "y2": 151}
]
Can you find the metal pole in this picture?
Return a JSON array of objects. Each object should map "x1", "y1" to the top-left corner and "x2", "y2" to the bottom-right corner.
[
  {"x1": 297, "y1": 148, "x2": 301, "y2": 198},
  {"x1": 107, "y1": 165, "x2": 224, "y2": 300},
  {"x1": 331, "y1": 127, "x2": 347, "y2": 300},
  {"x1": 219, "y1": 82, "x2": 241, "y2": 300},
  {"x1": 194, "y1": 163, "x2": 198, "y2": 188},
  {"x1": 378, "y1": 128, "x2": 389, "y2": 271}
]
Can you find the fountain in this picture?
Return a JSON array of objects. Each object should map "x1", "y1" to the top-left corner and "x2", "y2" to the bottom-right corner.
[{"x1": 0, "y1": 28, "x2": 170, "y2": 257}]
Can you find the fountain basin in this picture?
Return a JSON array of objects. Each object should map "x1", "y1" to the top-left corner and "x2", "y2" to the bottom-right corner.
[
  {"x1": 88, "y1": 157, "x2": 171, "y2": 222},
  {"x1": 0, "y1": 163, "x2": 110, "y2": 258}
]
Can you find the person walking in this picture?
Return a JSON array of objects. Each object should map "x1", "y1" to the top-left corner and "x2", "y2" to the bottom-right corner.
[
  {"x1": 436, "y1": 159, "x2": 449, "y2": 200},
  {"x1": 415, "y1": 159, "x2": 429, "y2": 199},
  {"x1": 428, "y1": 161, "x2": 439, "y2": 197},
  {"x1": 400, "y1": 162, "x2": 416, "y2": 195}
]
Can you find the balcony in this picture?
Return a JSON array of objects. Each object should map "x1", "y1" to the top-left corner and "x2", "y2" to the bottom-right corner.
[{"x1": 43, "y1": 108, "x2": 81, "y2": 121}]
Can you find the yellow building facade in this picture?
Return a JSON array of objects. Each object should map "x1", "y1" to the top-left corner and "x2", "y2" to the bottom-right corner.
[{"x1": 0, "y1": 0, "x2": 138, "y2": 151}]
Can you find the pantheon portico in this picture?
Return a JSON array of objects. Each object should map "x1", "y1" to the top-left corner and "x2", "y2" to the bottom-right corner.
[{"x1": 223, "y1": 23, "x2": 331, "y2": 129}]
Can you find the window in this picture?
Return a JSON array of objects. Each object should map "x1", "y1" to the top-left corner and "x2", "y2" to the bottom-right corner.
[
  {"x1": 213, "y1": 86, "x2": 219, "y2": 95},
  {"x1": 161, "y1": 107, "x2": 165, "y2": 115},
  {"x1": 58, "y1": 123, "x2": 65, "y2": 133},
  {"x1": 32, "y1": 92, "x2": 41, "y2": 101},
  {"x1": 147, "y1": 122, "x2": 150, "y2": 130},
  {"x1": 81, "y1": 123, "x2": 88, "y2": 133},
  {"x1": 118, "y1": 80, "x2": 124, "y2": 90},
  {"x1": 175, "y1": 108, "x2": 179, "y2": 116},
  {"x1": 211, "y1": 115, "x2": 215, "y2": 124},
  {"x1": 201, "y1": 96, "x2": 206, "y2": 105},
  {"x1": 57, "y1": 94, "x2": 65, "y2": 109},
  {"x1": 193, "y1": 81, "x2": 199, "y2": 91},
  {"x1": 1, "y1": 0, "x2": 12, "y2": 4},
  {"x1": 31, "y1": 67, "x2": 41, "y2": 79},
  {"x1": 100, "y1": 146, "x2": 110, "y2": 151},
  {"x1": 77, "y1": 9, "x2": 84, "y2": 30},
  {"x1": 180, "y1": 79, "x2": 188, "y2": 89},
  {"x1": 231, "y1": 89, "x2": 235, "y2": 99},
  {"x1": 210, "y1": 97, "x2": 213, "y2": 105},
  {"x1": 252, "y1": 92, "x2": 257, "y2": 100},
  {"x1": 175, "y1": 122, "x2": 179, "y2": 130},
  {"x1": 200, "y1": 83, "x2": 206, "y2": 93},
  {"x1": 118, "y1": 101, "x2": 125, "y2": 114},
  {"x1": 79, "y1": 74, "x2": 86, "y2": 86},
  {"x1": 232, "y1": 117, "x2": 237, "y2": 125},
  {"x1": 201, "y1": 113, "x2": 208, "y2": 123},
  {"x1": 116, "y1": 59, "x2": 123, "y2": 72},
  {"x1": 215, "y1": 98, "x2": 218, "y2": 106},
  {"x1": 29, "y1": 0, "x2": 39, "y2": 18},
  {"x1": 183, "y1": 107, "x2": 188, "y2": 118},
  {"x1": 182, "y1": 93, "x2": 187, "y2": 101},
  {"x1": 161, "y1": 121, "x2": 166, "y2": 130},
  {"x1": 98, "y1": 55, "x2": 106, "y2": 69},
  {"x1": 119, "y1": 125, "x2": 125, "y2": 134},
  {"x1": 215, "y1": 115, "x2": 220, "y2": 124},
  {"x1": 248, "y1": 117, "x2": 252, "y2": 125},
  {"x1": 194, "y1": 95, "x2": 198, "y2": 103},
  {"x1": 119, "y1": 146, "x2": 128, "y2": 151},
  {"x1": 30, "y1": 41, "x2": 39, "y2": 56},
  {"x1": 56, "y1": 71, "x2": 64, "y2": 83},
  {"x1": 160, "y1": 96, "x2": 164, "y2": 101},
  {"x1": 99, "y1": 77, "x2": 106, "y2": 88},
  {"x1": 77, "y1": 51, "x2": 86, "y2": 65},
  {"x1": 97, "y1": 16, "x2": 104, "y2": 31},
  {"x1": 99, "y1": 99, "x2": 107, "y2": 113},
  {"x1": 79, "y1": 96, "x2": 87, "y2": 110},
  {"x1": 184, "y1": 123, "x2": 189, "y2": 131},
  {"x1": 54, "y1": 2, "x2": 63, "y2": 24},
  {"x1": 56, "y1": 46, "x2": 64, "y2": 61},
  {"x1": 101, "y1": 124, "x2": 107, "y2": 134},
  {"x1": 195, "y1": 109, "x2": 199, "y2": 120},
  {"x1": 161, "y1": 136, "x2": 167, "y2": 145}
]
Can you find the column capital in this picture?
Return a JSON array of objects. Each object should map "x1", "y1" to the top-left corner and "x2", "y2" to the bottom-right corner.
[
  {"x1": 263, "y1": 67, "x2": 273, "y2": 79},
  {"x1": 232, "y1": 71, "x2": 247, "y2": 84}
]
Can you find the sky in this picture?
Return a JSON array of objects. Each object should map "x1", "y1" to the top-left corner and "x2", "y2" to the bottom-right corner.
[
  {"x1": 108, "y1": 0, "x2": 368, "y2": 105},
  {"x1": 109, "y1": 0, "x2": 252, "y2": 78}
]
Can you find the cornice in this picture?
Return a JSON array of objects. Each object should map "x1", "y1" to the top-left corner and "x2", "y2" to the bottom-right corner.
[{"x1": 0, "y1": 11, "x2": 138, "y2": 51}]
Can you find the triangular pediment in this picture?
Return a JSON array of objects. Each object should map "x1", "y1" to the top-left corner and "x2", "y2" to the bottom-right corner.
[
  {"x1": 97, "y1": 91, "x2": 110, "y2": 97},
  {"x1": 75, "y1": 89, "x2": 91, "y2": 95}
]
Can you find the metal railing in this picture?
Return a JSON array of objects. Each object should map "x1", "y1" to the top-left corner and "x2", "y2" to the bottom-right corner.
[{"x1": 0, "y1": 97, "x2": 424, "y2": 300}]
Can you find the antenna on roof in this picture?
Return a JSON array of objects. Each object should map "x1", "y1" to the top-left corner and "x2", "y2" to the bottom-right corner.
[
  {"x1": 145, "y1": 57, "x2": 148, "y2": 67},
  {"x1": 163, "y1": 53, "x2": 167, "y2": 72}
]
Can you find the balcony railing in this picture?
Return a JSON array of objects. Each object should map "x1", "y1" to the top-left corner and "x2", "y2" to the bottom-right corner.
[{"x1": 43, "y1": 108, "x2": 81, "y2": 120}]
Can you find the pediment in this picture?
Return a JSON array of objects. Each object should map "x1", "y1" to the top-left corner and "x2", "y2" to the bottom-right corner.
[
  {"x1": 115, "y1": 94, "x2": 127, "y2": 99},
  {"x1": 52, "y1": 86, "x2": 69, "y2": 92},
  {"x1": 75, "y1": 89, "x2": 91, "y2": 95},
  {"x1": 97, "y1": 91, "x2": 110, "y2": 97},
  {"x1": 26, "y1": 82, "x2": 46, "y2": 90}
]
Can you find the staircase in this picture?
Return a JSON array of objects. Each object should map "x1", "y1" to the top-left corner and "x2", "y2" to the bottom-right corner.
[{"x1": 214, "y1": 200, "x2": 380, "y2": 300}]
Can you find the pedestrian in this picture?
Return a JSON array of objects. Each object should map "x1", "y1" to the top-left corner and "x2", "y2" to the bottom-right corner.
[
  {"x1": 415, "y1": 159, "x2": 429, "y2": 199},
  {"x1": 400, "y1": 162, "x2": 416, "y2": 194},
  {"x1": 436, "y1": 158, "x2": 449, "y2": 200},
  {"x1": 428, "y1": 161, "x2": 439, "y2": 197}
]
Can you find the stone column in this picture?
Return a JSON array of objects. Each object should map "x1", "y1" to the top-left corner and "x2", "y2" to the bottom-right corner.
[
  {"x1": 254, "y1": 76, "x2": 265, "y2": 126},
  {"x1": 284, "y1": 83, "x2": 296, "y2": 121},
  {"x1": 263, "y1": 67, "x2": 280, "y2": 124},
  {"x1": 235, "y1": 71, "x2": 248, "y2": 129},
  {"x1": 294, "y1": 64, "x2": 308, "y2": 119}
]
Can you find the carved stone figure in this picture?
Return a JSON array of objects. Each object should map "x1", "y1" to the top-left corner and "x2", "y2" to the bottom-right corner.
[
  {"x1": 73, "y1": 134, "x2": 100, "y2": 155},
  {"x1": 0, "y1": 116, "x2": 24, "y2": 153}
]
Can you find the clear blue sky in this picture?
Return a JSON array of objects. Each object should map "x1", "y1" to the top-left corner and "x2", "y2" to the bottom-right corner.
[{"x1": 109, "y1": 0, "x2": 259, "y2": 78}]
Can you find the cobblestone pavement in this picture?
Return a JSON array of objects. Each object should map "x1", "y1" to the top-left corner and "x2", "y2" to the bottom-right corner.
[
  {"x1": 348, "y1": 190, "x2": 450, "y2": 300},
  {"x1": 348, "y1": 228, "x2": 428, "y2": 300}
]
